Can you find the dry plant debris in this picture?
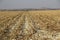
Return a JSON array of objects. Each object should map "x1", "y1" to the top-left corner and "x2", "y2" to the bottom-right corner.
[{"x1": 0, "y1": 10, "x2": 60, "y2": 40}]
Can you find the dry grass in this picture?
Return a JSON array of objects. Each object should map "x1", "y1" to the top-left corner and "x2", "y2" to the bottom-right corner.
[{"x1": 0, "y1": 10, "x2": 60, "y2": 40}]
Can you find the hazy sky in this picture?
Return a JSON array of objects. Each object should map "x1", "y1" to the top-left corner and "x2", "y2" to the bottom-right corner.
[{"x1": 0, "y1": 0, "x2": 60, "y2": 9}]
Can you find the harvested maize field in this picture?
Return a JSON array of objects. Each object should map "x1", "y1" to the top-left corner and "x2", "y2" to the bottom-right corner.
[{"x1": 0, "y1": 10, "x2": 60, "y2": 40}]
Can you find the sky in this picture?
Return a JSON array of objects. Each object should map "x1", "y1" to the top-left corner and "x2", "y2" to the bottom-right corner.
[{"x1": 0, "y1": 0, "x2": 60, "y2": 9}]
